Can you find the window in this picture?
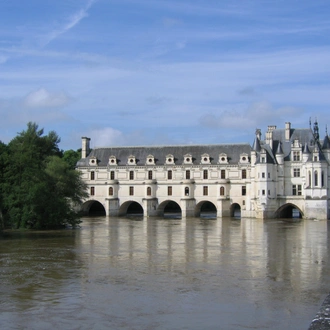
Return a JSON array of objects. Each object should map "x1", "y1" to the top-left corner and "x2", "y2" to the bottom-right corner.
[
  {"x1": 262, "y1": 190, "x2": 265, "y2": 195},
  {"x1": 220, "y1": 186, "x2": 225, "y2": 196},
  {"x1": 221, "y1": 169, "x2": 225, "y2": 179},
  {"x1": 129, "y1": 186, "x2": 134, "y2": 196},
  {"x1": 242, "y1": 169, "x2": 246, "y2": 179},
  {"x1": 203, "y1": 170, "x2": 208, "y2": 179},
  {"x1": 322, "y1": 171, "x2": 325, "y2": 187},
  {"x1": 91, "y1": 171, "x2": 95, "y2": 180},
  {"x1": 110, "y1": 171, "x2": 115, "y2": 180},
  {"x1": 147, "y1": 187, "x2": 151, "y2": 196},
  {"x1": 185, "y1": 187, "x2": 189, "y2": 196},
  {"x1": 268, "y1": 172, "x2": 270, "y2": 179},
  {"x1": 90, "y1": 187, "x2": 95, "y2": 196},
  {"x1": 186, "y1": 170, "x2": 190, "y2": 180},
  {"x1": 148, "y1": 170, "x2": 153, "y2": 180},
  {"x1": 109, "y1": 187, "x2": 113, "y2": 196},
  {"x1": 203, "y1": 186, "x2": 208, "y2": 196},
  {"x1": 129, "y1": 171, "x2": 134, "y2": 180},
  {"x1": 262, "y1": 172, "x2": 265, "y2": 178},
  {"x1": 168, "y1": 186, "x2": 172, "y2": 196},
  {"x1": 292, "y1": 184, "x2": 302, "y2": 195},
  {"x1": 268, "y1": 190, "x2": 270, "y2": 196},
  {"x1": 314, "y1": 171, "x2": 318, "y2": 186},
  {"x1": 242, "y1": 186, "x2": 246, "y2": 196},
  {"x1": 293, "y1": 168, "x2": 300, "y2": 177},
  {"x1": 293, "y1": 151, "x2": 300, "y2": 161},
  {"x1": 168, "y1": 170, "x2": 172, "y2": 180},
  {"x1": 261, "y1": 157, "x2": 266, "y2": 163}
]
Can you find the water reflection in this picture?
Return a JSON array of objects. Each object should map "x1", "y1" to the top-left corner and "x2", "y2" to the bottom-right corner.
[{"x1": 0, "y1": 217, "x2": 329, "y2": 329}]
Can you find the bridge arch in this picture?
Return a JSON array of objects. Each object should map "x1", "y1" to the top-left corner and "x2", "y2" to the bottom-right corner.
[
  {"x1": 119, "y1": 201, "x2": 144, "y2": 217},
  {"x1": 275, "y1": 203, "x2": 303, "y2": 219},
  {"x1": 230, "y1": 203, "x2": 241, "y2": 218},
  {"x1": 195, "y1": 200, "x2": 217, "y2": 218},
  {"x1": 81, "y1": 200, "x2": 106, "y2": 216},
  {"x1": 157, "y1": 200, "x2": 182, "y2": 218}
]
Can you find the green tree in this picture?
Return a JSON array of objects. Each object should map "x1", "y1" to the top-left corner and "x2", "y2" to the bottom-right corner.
[
  {"x1": 62, "y1": 149, "x2": 81, "y2": 170},
  {"x1": 2, "y1": 122, "x2": 87, "y2": 229}
]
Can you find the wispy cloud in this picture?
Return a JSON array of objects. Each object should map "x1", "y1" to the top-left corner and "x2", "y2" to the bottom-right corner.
[
  {"x1": 41, "y1": 0, "x2": 96, "y2": 47},
  {"x1": 22, "y1": 88, "x2": 72, "y2": 108}
]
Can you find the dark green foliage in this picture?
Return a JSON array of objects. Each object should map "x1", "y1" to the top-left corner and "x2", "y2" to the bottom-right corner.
[
  {"x1": 62, "y1": 149, "x2": 81, "y2": 170},
  {"x1": 1, "y1": 122, "x2": 88, "y2": 229}
]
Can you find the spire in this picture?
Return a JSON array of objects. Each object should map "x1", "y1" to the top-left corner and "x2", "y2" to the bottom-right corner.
[
  {"x1": 303, "y1": 142, "x2": 310, "y2": 154},
  {"x1": 252, "y1": 135, "x2": 261, "y2": 152},
  {"x1": 276, "y1": 141, "x2": 284, "y2": 154},
  {"x1": 313, "y1": 118, "x2": 319, "y2": 141},
  {"x1": 322, "y1": 134, "x2": 330, "y2": 150}
]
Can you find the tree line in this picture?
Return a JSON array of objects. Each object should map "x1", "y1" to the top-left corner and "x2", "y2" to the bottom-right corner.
[{"x1": 0, "y1": 122, "x2": 88, "y2": 230}]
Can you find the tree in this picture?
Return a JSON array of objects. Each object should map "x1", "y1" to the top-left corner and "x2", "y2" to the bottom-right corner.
[
  {"x1": 62, "y1": 149, "x2": 82, "y2": 170},
  {"x1": 2, "y1": 122, "x2": 88, "y2": 229}
]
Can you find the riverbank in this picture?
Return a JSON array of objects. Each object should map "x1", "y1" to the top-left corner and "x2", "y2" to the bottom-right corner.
[{"x1": 309, "y1": 293, "x2": 330, "y2": 329}]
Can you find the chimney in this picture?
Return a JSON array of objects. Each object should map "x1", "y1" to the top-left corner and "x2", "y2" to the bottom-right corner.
[
  {"x1": 81, "y1": 137, "x2": 91, "y2": 158},
  {"x1": 266, "y1": 125, "x2": 276, "y2": 149},
  {"x1": 285, "y1": 122, "x2": 291, "y2": 141}
]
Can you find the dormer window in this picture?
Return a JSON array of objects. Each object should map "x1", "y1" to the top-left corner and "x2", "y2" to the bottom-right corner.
[
  {"x1": 184, "y1": 154, "x2": 193, "y2": 164},
  {"x1": 128, "y1": 155, "x2": 136, "y2": 165},
  {"x1": 201, "y1": 153, "x2": 210, "y2": 164},
  {"x1": 146, "y1": 155, "x2": 155, "y2": 165},
  {"x1": 166, "y1": 154, "x2": 175, "y2": 165},
  {"x1": 109, "y1": 156, "x2": 117, "y2": 166},
  {"x1": 89, "y1": 156, "x2": 97, "y2": 166},
  {"x1": 219, "y1": 153, "x2": 228, "y2": 164},
  {"x1": 240, "y1": 153, "x2": 249, "y2": 164}
]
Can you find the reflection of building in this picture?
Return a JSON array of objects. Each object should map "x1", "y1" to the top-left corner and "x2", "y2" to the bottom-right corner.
[{"x1": 76, "y1": 120, "x2": 330, "y2": 219}]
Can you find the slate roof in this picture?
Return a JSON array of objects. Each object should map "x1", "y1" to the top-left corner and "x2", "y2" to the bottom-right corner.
[{"x1": 76, "y1": 143, "x2": 252, "y2": 167}]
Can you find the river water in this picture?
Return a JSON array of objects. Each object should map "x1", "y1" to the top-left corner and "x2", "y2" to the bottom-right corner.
[{"x1": 0, "y1": 217, "x2": 329, "y2": 330}]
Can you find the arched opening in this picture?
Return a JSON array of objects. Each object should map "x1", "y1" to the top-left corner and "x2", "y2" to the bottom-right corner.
[
  {"x1": 119, "y1": 201, "x2": 144, "y2": 218},
  {"x1": 275, "y1": 204, "x2": 303, "y2": 219},
  {"x1": 158, "y1": 200, "x2": 182, "y2": 219},
  {"x1": 195, "y1": 201, "x2": 217, "y2": 219},
  {"x1": 82, "y1": 200, "x2": 106, "y2": 216},
  {"x1": 230, "y1": 203, "x2": 241, "y2": 218}
]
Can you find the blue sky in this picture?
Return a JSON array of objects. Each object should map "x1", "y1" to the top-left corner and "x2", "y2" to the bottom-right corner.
[{"x1": 1, "y1": 0, "x2": 329, "y2": 150}]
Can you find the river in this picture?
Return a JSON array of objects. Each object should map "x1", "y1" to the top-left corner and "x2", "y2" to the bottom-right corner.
[{"x1": 0, "y1": 217, "x2": 329, "y2": 330}]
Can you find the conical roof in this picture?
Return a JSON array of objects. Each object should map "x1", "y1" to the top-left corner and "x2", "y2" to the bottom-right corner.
[
  {"x1": 322, "y1": 135, "x2": 330, "y2": 150},
  {"x1": 252, "y1": 136, "x2": 261, "y2": 152}
]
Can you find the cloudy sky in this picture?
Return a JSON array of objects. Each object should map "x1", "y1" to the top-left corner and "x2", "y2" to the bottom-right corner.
[{"x1": 1, "y1": 0, "x2": 329, "y2": 150}]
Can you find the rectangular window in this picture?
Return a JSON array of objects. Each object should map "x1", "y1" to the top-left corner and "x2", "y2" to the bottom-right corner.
[
  {"x1": 203, "y1": 186, "x2": 208, "y2": 196},
  {"x1": 268, "y1": 172, "x2": 270, "y2": 179},
  {"x1": 292, "y1": 184, "x2": 302, "y2": 196},
  {"x1": 242, "y1": 186, "x2": 246, "y2": 196},
  {"x1": 293, "y1": 168, "x2": 300, "y2": 177},
  {"x1": 129, "y1": 186, "x2": 134, "y2": 196},
  {"x1": 168, "y1": 186, "x2": 172, "y2": 196},
  {"x1": 203, "y1": 170, "x2": 208, "y2": 179},
  {"x1": 242, "y1": 169, "x2": 246, "y2": 179},
  {"x1": 186, "y1": 170, "x2": 190, "y2": 180},
  {"x1": 268, "y1": 189, "x2": 271, "y2": 196},
  {"x1": 293, "y1": 151, "x2": 300, "y2": 161},
  {"x1": 91, "y1": 171, "x2": 95, "y2": 180},
  {"x1": 221, "y1": 169, "x2": 225, "y2": 179},
  {"x1": 168, "y1": 170, "x2": 172, "y2": 180},
  {"x1": 90, "y1": 187, "x2": 95, "y2": 196},
  {"x1": 129, "y1": 171, "x2": 134, "y2": 180},
  {"x1": 262, "y1": 172, "x2": 265, "y2": 178},
  {"x1": 262, "y1": 190, "x2": 265, "y2": 195},
  {"x1": 148, "y1": 170, "x2": 153, "y2": 180},
  {"x1": 110, "y1": 171, "x2": 115, "y2": 180}
]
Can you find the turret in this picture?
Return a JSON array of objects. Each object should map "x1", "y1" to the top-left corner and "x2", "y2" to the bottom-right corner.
[
  {"x1": 275, "y1": 142, "x2": 284, "y2": 165},
  {"x1": 82, "y1": 137, "x2": 91, "y2": 158},
  {"x1": 302, "y1": 142, "x2": 310, "y2": 162}
]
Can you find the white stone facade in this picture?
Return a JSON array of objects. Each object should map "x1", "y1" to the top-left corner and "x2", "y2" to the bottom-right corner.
[{"x1": 76, "y1": 121, "x2": 330, "y2": 220}]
